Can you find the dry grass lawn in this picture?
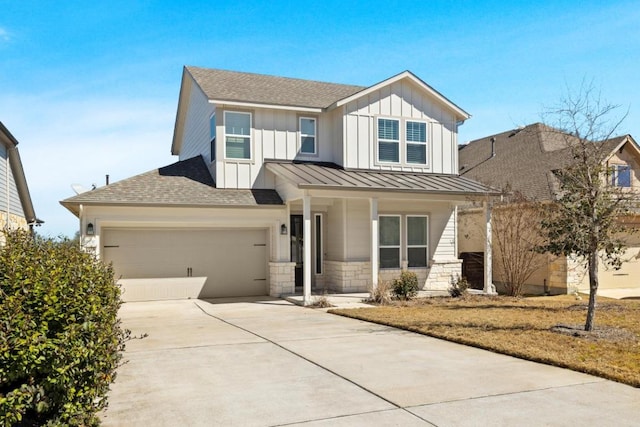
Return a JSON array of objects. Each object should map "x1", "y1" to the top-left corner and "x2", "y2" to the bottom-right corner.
[{"x1": 330, "y1": 294, "x2": 640, "y2": 387}]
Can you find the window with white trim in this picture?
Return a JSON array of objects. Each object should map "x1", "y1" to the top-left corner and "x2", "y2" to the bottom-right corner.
[
  {"x1": 406, "y1": 121, "x2": 427, "y2": 164},
  {"x1": 209, "y1": 112, "x2": 216, "y2": 161},
  {"x1": 224, "y1": 111, "x2": 251, "y2": 159},
  {"x1": 611, "y1": 164, "x2": 631, "y2": 187},
  {"x1": 378, "y1": 118, "x2": 400, "y2": 163},
  {"x1": 300, "y1": 117, "x2": 317, "y2": 155},
  {"x1": 407, "y1": 216, "x2": 428, "y2": 267},
  {"x1": 379, "y1": 215, "x2": 401, "y2": 268}
]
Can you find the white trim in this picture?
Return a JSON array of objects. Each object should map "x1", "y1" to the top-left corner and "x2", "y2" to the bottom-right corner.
[
  {"x1": 406, "y1": 215, "x2": 429, "y2": 268},
  {"x1": 209, "y1": 99, "x2": 322, "y2": 113},
  {"x1": 299, "y1": 116, "x2": 317, "y2": 155},
  {"x1": 330, "y1": 71, "x2": 470, "y2": 120},
  {"x1": 223, "y1": 110, "x2": 252, "y2": 161},
  {"x1": 405, "y1": 119, "x2": 429, "y2": 166},
  {"x1": 379, "y1": 214, "x2": 401, "y2": 269},
  {"x1": 376, "y1": 117, "x2": 401, "y2": 164}
]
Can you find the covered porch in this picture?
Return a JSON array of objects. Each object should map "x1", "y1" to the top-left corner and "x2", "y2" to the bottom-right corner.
[{"x1": 266, "y1": 160, "x2": 499, "y2": 305}]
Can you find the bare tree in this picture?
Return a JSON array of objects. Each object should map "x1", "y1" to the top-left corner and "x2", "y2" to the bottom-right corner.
[
  {"x1": 538, "y1": 80, "x2": 634, "y2": 331},
  {"x1": 492, "y1": 191, "x2": 547, "y2": 296}
]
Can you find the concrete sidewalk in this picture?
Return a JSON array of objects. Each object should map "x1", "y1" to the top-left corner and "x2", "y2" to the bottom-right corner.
[{"x1": 102, "y1": 298, "x2": 640, "y2": 426}]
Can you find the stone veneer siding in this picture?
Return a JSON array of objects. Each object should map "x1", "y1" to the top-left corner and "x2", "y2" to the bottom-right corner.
[
  {"x1": 324, "y1": 259, "x2": 462, "y2": 292},
  {"x1": 269, "y1": 262, "x2": 295, "y2": 297}
]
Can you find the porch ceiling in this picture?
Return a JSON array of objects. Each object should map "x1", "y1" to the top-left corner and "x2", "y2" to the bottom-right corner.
[{"x1": 265, "y1": 160, "x2": 499, "y2": 196}]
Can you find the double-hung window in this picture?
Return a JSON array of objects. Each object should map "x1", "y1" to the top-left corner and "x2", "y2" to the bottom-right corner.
[
  {"x1": 407, "y1": 216, "x2": 428, "y2": 267},
  {"x1": 300, "y1": 117, "x2": 317, "y2": 155},
  {"x1": 611, "y1": 164, "x2": 631, "y2": 187},
  {"x1": 379, "y1": 215, "x2": 401, "y2": 268},
  {"x1": 406, "y1": 121, "x2": 427, "y2": 164},
  {"x1": 209, "y1": 113, "x2": 216, "y2": 161},
  {"x1": 224, "y1": 111, "x2": 251, "y2": 159},
  {"x1": 378, "y1": 118, "x2": 400, "y2": 163}
]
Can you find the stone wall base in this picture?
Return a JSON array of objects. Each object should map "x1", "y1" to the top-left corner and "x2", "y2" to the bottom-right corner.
[
  {"x1": 425, "y1": 259, "x2": 462, "y2": 291},
  {"x1": 324, "y1": 260, "x2": 371, "y2": 293},
  {"x1": 269, "y1": 262, "x2": 295, "y2": 297}
]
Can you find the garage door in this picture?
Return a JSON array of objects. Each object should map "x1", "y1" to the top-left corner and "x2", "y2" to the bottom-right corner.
[
  {"x1": 598, "y1": 246, "x2": 640, "y2": 290},
  {"x1": 102, "y1": 228, "x2": 268, "y2": 300}
]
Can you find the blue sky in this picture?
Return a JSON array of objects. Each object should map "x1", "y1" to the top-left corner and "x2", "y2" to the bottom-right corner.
[{"x1": 1, "y1": 1, "x2": 639, "y2": 237}]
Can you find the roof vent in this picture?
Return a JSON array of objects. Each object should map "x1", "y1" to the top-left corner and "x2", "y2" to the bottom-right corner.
[{"x1": 491, "y1": 137, "x2": 496, "y2": 157}]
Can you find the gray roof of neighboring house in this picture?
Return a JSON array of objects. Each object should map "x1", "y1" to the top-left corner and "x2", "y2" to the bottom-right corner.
[
  {"x1": 186, "y1": 66, "x2": 366, "y2": 109},
  {"x1": 265, "y1": 160, "x2": 498, "y2": 196},
  {"x1": 60, "y1": 156, "x2": 283, "y2": 216},
  {"x1": 0, "y1": 122, "x2": 42, "y2": 226},
  {"x1": 458, "y1": 122, "x2": 632, "y2": 201}
]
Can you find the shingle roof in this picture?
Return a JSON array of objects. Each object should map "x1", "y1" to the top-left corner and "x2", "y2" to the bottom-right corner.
[
  {"x1": 265, "y1": 160, "x2": 498, "y2": 196},
  {"x1": 60, "y1": 156, "x2": 283, "y2": 216},
  {"x1": 186, "y1": 66, "x2": 366, "y2": 109},
  {"x1": 459, "y1": 123, "x2": 632, "y2": 201}
]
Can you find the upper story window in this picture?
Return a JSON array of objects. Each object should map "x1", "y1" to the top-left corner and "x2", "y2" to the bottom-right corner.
[
  {"x1": 209, "y1": 113, "x2": 216, "y2": 161},
  {"x1": 611, "y1": 164, "x2": 631, "y2": 187},
  {"x1": 300, "y1": 117, "x2": 317, "y2": 155},
  {"x1": 378, "y1": 118, "x2": 400, "y2": 163},
  {"x1": 406, "y1": 121, "x2": 427, "y2": 164},
  {"x1": 377, "y1": 118, "x2": 428, "y2": 165},
  {"x1": 224, "y1": 111, "x2": 251, "y2": 160}
]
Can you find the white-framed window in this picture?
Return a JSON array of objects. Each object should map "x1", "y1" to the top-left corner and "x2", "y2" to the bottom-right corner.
[
  {"x1": 611, "y1": 164, "x2": 631, "y2": 187},
  {"x1": 224, "y1": 111, "x2": 251, "y2": 159},
  {"x1": 300, "y1": 117, "x2": 317, "y2": 155},
  {"x1": 407, "y1": 215, "x2": 428, "y2": 267},
  {"x1": 406, "y1": 120, "x2": 427, "y2": 164},
  {"x1": 315, "y1": 213, "x2": 323, "y2": 275},
  {"x1": 378, "y1": 118, "x2": 400, "y2": 163},
  {"x1": 379, "y1": 215, "x2": 401, "y2": 269},
  {"x1": 209, "y1": 112, "x2": 216, "y2": 161}
]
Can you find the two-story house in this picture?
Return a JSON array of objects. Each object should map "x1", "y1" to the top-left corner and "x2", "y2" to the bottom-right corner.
[
  {"x1": 61, "y1": 67, "x2": 495, "y2": 303},
  {"x1": 458, "y1": 123, "x2": 640, "y2": 295},
  {"x1": 0, "y1": 122, "x2": 42, "y2": 234}
]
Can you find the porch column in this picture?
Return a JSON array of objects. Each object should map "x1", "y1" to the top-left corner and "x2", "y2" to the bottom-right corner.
[
  {"x1": 370, "y1": 198, "x2": 379, "y2": 289},
  {"x1": 303, "y1": 195, "x2": 312, "y2": 305},
  {"x1": 484, "y1": 201, "x2": 493, "y2": 294}
]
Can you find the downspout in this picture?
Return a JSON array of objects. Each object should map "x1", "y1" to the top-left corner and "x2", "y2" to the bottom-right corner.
[
  {"x1": 7, "y1": 145, "x2": 39, "y2": 227},
  {"x1": 5, "y1": 150, "x2": 9, "y2": 228}
]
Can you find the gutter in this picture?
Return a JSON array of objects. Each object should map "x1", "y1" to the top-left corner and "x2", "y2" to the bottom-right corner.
[{"x1": 0, "y1": 122, "x2": 44, "y2": 229}]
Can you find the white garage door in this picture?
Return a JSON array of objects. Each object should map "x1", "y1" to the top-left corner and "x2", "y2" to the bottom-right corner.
[
  {"x1": 102, "y1": 228, "x2": 268, "y2": 300},
  {"x1": 598, "y1": 245, "x2": 640, "y2": 290}
]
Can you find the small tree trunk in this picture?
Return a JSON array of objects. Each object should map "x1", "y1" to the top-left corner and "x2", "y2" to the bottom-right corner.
[{"x1": 585, "y1": 251, "x2": 599, "y2": 331}]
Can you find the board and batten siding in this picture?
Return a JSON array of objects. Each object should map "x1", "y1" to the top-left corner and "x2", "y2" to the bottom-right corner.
[
  {"x1": 342, "y1": 79, "x2": 458, "y2": 174},
  {"x1": 0, "y1": 144, "x2": 25, "y2": 218},
  {"x1": 216, "y1": 107, "x2": 342, "y2": 189}
]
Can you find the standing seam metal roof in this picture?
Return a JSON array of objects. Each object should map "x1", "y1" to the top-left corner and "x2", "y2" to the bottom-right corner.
[{"x1": 265, "y1": 160, "x2": 498, "y2": 195}]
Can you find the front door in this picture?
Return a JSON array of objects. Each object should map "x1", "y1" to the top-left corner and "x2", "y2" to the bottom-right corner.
[{"x1": 290, "y1": 215, "x2": 304, "y2": 287}]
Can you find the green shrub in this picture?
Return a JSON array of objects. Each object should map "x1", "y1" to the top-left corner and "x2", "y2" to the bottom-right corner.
[
  {"x1": 449, "y1": 275, "x2": 469, "y2": 298},
  {"x1": 392, "y1": 270, "x2": 419, "y2": 300},
  {"x1": 0, "y1": 230, "x2": 128, "y2": 426}
]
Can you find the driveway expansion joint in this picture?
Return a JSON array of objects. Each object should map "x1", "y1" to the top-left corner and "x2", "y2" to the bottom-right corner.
[{"x1": 193, "y1": 301, "x2": 434, "y2": 424}]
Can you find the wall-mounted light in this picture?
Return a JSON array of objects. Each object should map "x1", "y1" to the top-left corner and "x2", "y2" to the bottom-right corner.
[
  {"x1": 280, "y1": 223, "x2": 287, "y2": 235},
  {"x1": 86, "y1": 222, "x2": 95, "y2": 236}
]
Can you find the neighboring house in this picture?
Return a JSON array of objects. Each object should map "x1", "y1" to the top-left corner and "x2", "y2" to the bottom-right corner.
[
  {"x1": 61, "y1": 67, "x2": 496, "y2": 303},
  {"x1": 0, "y1": 122, "x2": 42, "y2": 233},
  {"x1": 458, "y1": 122, "x2": 640, "y2": 294}
]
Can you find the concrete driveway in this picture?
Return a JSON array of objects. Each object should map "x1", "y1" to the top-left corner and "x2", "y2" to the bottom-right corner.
[{"x1": 102, "y1": 298, "x2": 640, "y2": 426}]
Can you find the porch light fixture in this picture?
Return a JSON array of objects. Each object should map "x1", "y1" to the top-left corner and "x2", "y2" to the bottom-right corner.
[
  {"x1": 280, "y1": 224, "x2": 287, "y2": 235},
  {"x1": 86, "y1": 222, "x2": 95, "y2": 236}
]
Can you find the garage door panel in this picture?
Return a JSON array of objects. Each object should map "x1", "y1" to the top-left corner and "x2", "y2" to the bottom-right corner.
[
  {"x1": 598, "y1": 247, "x2": 640, "y2": 289},
  {"x1": 103, "y1": 228, "x2": 268, "y2": 300}
]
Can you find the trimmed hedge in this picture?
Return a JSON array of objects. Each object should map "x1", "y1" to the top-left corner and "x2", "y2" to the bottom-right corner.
[{"x1": 0, "y1": 230, "x2": 127, "y2": 426}]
